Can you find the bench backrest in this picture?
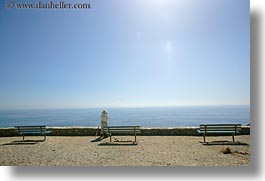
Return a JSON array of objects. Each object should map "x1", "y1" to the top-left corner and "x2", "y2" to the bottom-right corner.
[
  {"x1": 199, "y1": 124, "x2": 241, "y2": 133},
  {"x1": 103, "y1": 126, "x2": 141, "y2": 134},
  {"x1": 15, "y1": 126, "x2": 47, "y2": 133}
]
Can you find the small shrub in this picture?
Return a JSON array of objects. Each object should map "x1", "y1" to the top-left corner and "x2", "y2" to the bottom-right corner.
[{"x1": 221, "y1": 147, "x2": 232, "y2": 154}]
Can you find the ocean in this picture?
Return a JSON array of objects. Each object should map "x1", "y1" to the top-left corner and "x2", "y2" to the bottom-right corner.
[{"x1": 0, "y1": 106, "x2": 250, "y2": 128}]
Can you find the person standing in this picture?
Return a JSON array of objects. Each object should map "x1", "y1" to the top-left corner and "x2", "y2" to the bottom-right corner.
[{"x1": 100, "y1": 110, "x2": 109, "y2": 137}]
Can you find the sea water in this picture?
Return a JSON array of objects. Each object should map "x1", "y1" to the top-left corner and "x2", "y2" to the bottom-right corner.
[{"x1": 0, "y1": 106, "x2": 250, "y2": 127}]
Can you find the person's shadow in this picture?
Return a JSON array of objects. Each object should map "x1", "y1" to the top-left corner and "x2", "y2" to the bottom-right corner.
[{"x1": 90, "y1": 135, "x2": 108, "y2": 142}]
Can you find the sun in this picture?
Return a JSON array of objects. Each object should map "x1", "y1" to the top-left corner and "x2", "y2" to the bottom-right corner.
[
  {"x1": 136, "y1": 0, "x2": 186, "y2": 14},
  {"x1": 141, "y1": 0, "x2": 179, "y2": 7}
]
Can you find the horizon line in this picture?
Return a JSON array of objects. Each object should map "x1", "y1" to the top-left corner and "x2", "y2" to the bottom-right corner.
[{"x1": 0, "y1": 104, "x2": 250, "y2": 111}]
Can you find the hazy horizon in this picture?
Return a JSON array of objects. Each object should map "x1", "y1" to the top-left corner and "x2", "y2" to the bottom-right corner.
[{"x1": 0, "y1": 104, "x2": 250, "y2": 111}]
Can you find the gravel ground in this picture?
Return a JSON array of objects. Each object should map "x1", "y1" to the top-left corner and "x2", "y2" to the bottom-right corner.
[{"x1": 0, "y1": 135, "x2": 250, "y2": 166}]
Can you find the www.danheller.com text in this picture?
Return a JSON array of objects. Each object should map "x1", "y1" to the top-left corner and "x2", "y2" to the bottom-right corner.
[{"x1": 6, "y1": 1, "x2": 91, "y2": 10}]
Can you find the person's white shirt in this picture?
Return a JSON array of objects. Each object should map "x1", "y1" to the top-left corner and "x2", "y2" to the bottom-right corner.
[
  {"x1": 101, "y1": 110, "x2": 109, "y2": 135},
  {"x1": 101, "y1": 111, "x2": 109, "y2": 123}
]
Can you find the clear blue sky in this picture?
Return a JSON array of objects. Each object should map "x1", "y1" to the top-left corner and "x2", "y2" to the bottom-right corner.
[{"x1": 0, "y1": 0, "x2": 249, "y2": 109}]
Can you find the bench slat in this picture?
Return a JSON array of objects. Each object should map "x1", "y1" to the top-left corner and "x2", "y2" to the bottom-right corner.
[
  {"x1": 103, "y1": 128, "x2": 141, "y2": 131},
  {"x1": 104, "y1": 131, "x2": 141, "y2": 134},
  {"x1": 104, "y1": 127, "x2": 140, "y2": 130},
  {"x1": 104, "y1": 126, "x2": 140, "y2": 128},
  {"x1": 18, "y1": 131, "x2": 51, "y2": 135},
  {"x1": 198, "y1": 131, "x2": 241, "y2": 133},
  {"x1": 199, "y1": 129, "x2": 241, "y2": 131},
  {"x1": 200, "y1": 124, "x2": 241, "y2": 126}
]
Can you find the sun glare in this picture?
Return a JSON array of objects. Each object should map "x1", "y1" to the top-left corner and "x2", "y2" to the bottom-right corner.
[
  {"x1": 134, "y1": 0, "x2": 187, "y2": 15},
  {"x1": 144, "y1": 0, "x2": 175, "y2": 6},
  {"x1": 140, "y1": 0, "x2": 185, "y2": 8}
]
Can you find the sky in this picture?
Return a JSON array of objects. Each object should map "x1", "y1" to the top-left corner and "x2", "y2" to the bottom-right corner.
[{"x1": 0, "y1": 0, "x2": 250, "y2": 109}]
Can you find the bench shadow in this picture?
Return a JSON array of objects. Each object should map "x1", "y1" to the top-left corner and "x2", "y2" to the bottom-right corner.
[
  {"x1": 90, "y1": 136, "x2": 108, "y2": 142},
  {"x1": 98, "y1": 141, "x2": 138, "y2": 146},
  {"x1": 200, "y1": 141, "x2": 249, "y2": 146},
  {"x1": 1, "y1": 139, "x2": 44, "y2": 146}
]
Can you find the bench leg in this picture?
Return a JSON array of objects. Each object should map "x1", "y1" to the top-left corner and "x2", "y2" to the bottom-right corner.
[
  {"x1": 44, "y1": 134, "x2": 46, "y2": 141},
  {"x1": 109, "y1": 135, "x2": 112, "y2": 142},
  {"x1": 203, "y1": 134, "x2": 206, "y2": 143},
  {"x1": 23, "y1": 135, "x2": 25, "y2": 140},
  {"x1": 134, "y1": 131, "x2": 137, "y2": 143},
  {"x1": 232, "y1": 134, "x2": 235, "y2": 142}
]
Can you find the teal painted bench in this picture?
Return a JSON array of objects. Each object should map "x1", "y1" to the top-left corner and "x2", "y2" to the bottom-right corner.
[
  {"x1": 15, "y1": 126, "x2": 51, "y2": 140},
  {"x1": 103, "y1": 126, "x2": 141, "y2": 143},
  {"x1": 197, "y1": 124, "x2": 241, "y2": 143}
]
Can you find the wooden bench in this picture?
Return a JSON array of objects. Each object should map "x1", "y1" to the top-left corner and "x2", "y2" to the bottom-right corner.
[
  {"x1": 103, "y1": 126, "x2": 141, "y2": 143},
  {"x1": 15, "y1": 126, "x2": 51, "y2": 140},
  {"x1": 197, "y1": 124, "x2": 241, "y2": 143}
]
